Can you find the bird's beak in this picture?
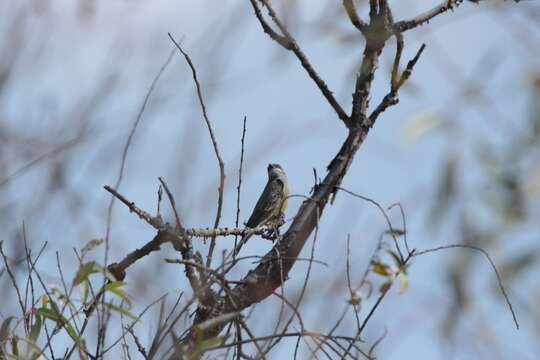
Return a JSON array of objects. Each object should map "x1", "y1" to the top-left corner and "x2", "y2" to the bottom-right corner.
[{"x1": 268, "y1": 163, "x2": 275, "y2": 171}]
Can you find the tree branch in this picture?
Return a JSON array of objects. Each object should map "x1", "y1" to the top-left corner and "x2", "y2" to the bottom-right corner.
[
  {"x1": 168, "y1": 33, "x2": 226, "y2": 269},
  {"x1": 343, "y1": 0, "x2": 367, "y2": 33},
  {"x1": 395, "y1": 0, "x2": 464, "y2": 32},
  {"x1": 250, "y1": 0, "x2": 352, "y2": 127}
]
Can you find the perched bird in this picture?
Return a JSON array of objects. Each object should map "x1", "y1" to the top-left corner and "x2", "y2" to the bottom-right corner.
[
  {"x1": 245, "y1": 163, "x2": 289, "y2": 229},
  {"x1": 234, "y1": 163, "x2": 288, "y2": 255}
]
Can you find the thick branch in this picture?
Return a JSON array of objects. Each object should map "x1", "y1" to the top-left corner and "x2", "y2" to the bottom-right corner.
[
  {"x1": 103, "y1": 185, "x2": 209, "y2": 307},
  {"x1": 187, "y1": 2, "x2": 413, "y2": 343},
  {"x1": 222, "y1": 127, "x2": 368, "y2": 313}
]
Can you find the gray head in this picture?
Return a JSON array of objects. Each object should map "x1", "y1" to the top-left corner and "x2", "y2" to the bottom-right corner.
[{"x1": 267, "y1": 163, "x2": 286, "y2": 180}]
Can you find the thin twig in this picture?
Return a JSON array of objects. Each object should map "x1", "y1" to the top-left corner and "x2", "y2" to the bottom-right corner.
[
  {"x1": 346, "y1": 236, "x2": 362, "y2": 331},
  {"x1": 103, "y1": 185, "x2": 165, "y2": 230},
  {"x1": 0, "y1": 241, "x2": 26, "y2": 322},
  {"x1": 104, "y1": 47, "x2": 176, "y2": 259},
  {"x1": 234, "y1": 116, "x2": 247, "y2": 260},
  {"x1": 167, "y1": 33, "x2": 226, "y2": 269},
  {"x1": 387, "y1": 202, "x2": 410, "y2": 254},
  {"x1": 249, "y1": 0, "x2": 351, "y2": 127},
  {"x1": 368, "y1": 44, "x2": 426, "y2": 123},
  {"x1": 335, "y1": 187, "x2": 404, "y2": 262},
  {"x1": 414, "y1": 244, "x2": 519, "y2": 330},
  {"x1": 96, "y1": 48, "x2": 175, "y2": 355},
  {"x1": 158, "y1": 177, "x2": 183, "y2": 230},
  {"x1": 265, "y1": 207, "x2": 320, "y2": 354},
  {"x1": 395, "y1": 0, "x2": 464, "y2": 32}
]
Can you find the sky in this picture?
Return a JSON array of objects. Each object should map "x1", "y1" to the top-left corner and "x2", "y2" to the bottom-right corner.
[{"x1": 1, "y1": 0, "x2": 539, "y2": 359}]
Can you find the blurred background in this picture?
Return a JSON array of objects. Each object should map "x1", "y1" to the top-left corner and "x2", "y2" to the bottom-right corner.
[{"x1": 1, "y1": 0, "x2": 539, "y2": 358}]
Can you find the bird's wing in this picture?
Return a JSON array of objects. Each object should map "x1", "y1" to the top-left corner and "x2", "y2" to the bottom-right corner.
[{"x1": 246, "y1": 178, "x2": 284, "y2": 228}]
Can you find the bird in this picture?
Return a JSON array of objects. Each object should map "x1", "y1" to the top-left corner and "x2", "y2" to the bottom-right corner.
[
  {"x1": 233, "y1": 163, "x2": 289, "y2": 255},
  {"x1": 245, "y1": 163, "x2": 289, "y2": 229}
]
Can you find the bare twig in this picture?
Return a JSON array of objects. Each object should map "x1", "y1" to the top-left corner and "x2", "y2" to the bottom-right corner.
[
  {"x1": 0, "y1": 241, "x2": 26, "y2": 323},
  {"x1": 104, "y1": 47, "x2": 176, "y2": 259},
  {"x1": 167, "y1": 33, "x2": 226, "y2": 269},
  {"x1": 414, "y1": 244, "x2": 519, "y2": 330},
  {"x1": 101, "y1": 295, "x2": 168, "y2": 356},
  {"x1": 237, "y1": 318, "x2": 266, "y2": 359},
  {"x1": 158, "y1": 177, "x2": 183, "y2": 230},
  {"x1": 395, "y1": 0, "x2": 464, "y2": 32},
  {"x1": 346, "y1": 236, "x2": 362, "y2": 331},
  {"x1": 369, "y1": 43, "x2": 426, "y2": 126},
  {"x1": 249, "y1": 0, "x2": 351, "y2": 127},
  {"x1": 104, "y1": 185, "x2": 165, "y2": 230},
  {"x1": 335, "y1": 187, "x2": 404, "y2": 262},
  {"x1": 368, "y1": 327, "x2": 387, "y2": 357},
  {"x1": 387, "y1": 203, "x2": 410, "y2": 254},
  {"x1": 207, "y1": 331, "x2": 366, "y2": 355},
  {"x1": 234, "y1": 116, "x2": 247, "y2": 259},
  {"x1": 265, "y1": 208, "x2": 320, "y2": 354}
]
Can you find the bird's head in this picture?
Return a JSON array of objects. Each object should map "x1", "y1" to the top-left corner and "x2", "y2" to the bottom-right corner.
[{"x1": 267, "y1": 163, "x2": 286, "y2": 180}]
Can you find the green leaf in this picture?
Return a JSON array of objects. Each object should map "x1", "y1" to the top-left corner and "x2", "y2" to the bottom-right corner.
[
  {"x1": 73, "y1": 261, "x2": 98, "y2": 286},
  {"x1": 92, "y1": 263, "x2": 118, "y2": 282},
  {"x1": 73, "y1": 261, "x2": 117, "y2": 286},
  {"x1": 104, "y1": 302, "x2": 137, "y2": 321},
  {"x1": 79, "y1": 280, "x2": 89, "y2": 304},
  {"x1": 29, "y1": 314, "x2": 42, "y2": 342},
  {"x1": 50, "y1": 286, "x2": 77, "y2": 313},
  {"x1": 387, "y1": 250, "x2": 406, "y2": 273},
  {"x1": 36, "y1": 307, "x2": 60, "y2": 322},
  {"x1": 49, "y1": 298, "x2": 61, "y2": 318},
  {"x1": 0, "y1": 316, "x2": 15, "y2": 344},
  {"x1": 371, "y1": 261, "x2": 392, "y2": 277},
  {"x1": 37, "y1": 306, "x2": 79, "y2": 342},
  {"x1": 63, "y1": 322, "x2": 79, "y2": 343},
  {"x1": 194, "y1": 336, "x2": 223, "y2": 355},
  {"x1": 11, "y1": 335, "x2": 18, "y2": 356},
  {"x1": 16, "y1": 336, "x2": 43, "y2": 360},
  {"x1": 188, "y1": 327, "x2": 223, "y2": 358},
  {"x1": 104, "y1": 281, "x2": 131, "y2": 306}
]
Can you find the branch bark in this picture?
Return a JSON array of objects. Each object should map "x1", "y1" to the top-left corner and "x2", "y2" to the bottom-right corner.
[{"x1": 186, "y1": 0, "x2": 429, "y2": 347}]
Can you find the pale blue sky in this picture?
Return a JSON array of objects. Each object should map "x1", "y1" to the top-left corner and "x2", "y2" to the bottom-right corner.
[{"x1": 1, "y1": 0, "x2": 538, "y2": 358}]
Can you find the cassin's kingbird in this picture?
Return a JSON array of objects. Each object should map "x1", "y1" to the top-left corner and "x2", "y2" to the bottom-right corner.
[
  {"x1": 234, "y1": 164, "x2": 288, "y2": 254},
  {"x1": 245, "y1": 163, "x2": 289, "y2": 229}
]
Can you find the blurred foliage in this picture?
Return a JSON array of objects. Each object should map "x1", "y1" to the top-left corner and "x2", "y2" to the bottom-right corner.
[
  {"x1": 0, "y1": 238, "x2": 135, "y2": 359},
  {"x1": 404, "y1": 43, "x2": 540, "y2": 351}
]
